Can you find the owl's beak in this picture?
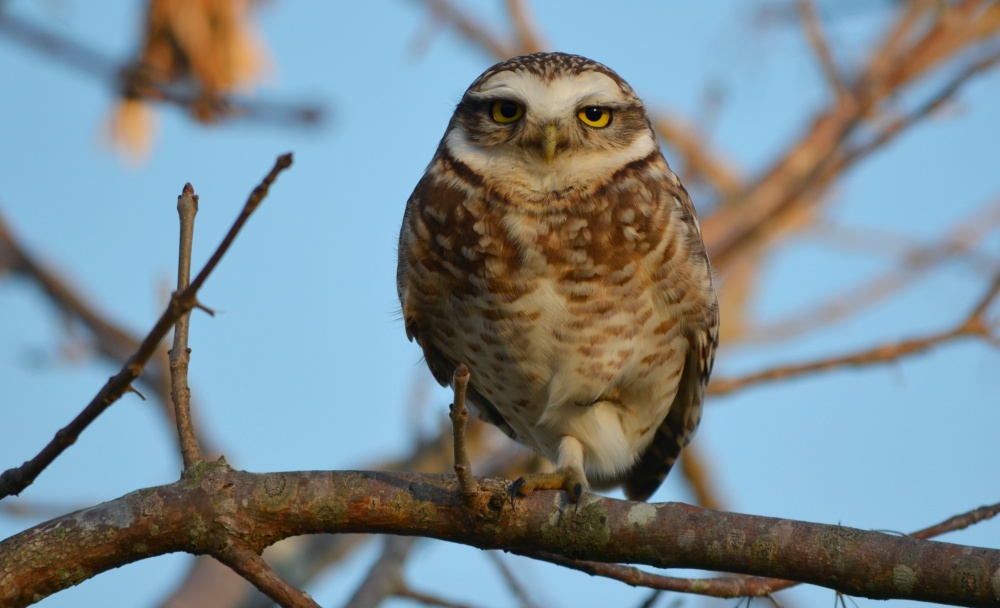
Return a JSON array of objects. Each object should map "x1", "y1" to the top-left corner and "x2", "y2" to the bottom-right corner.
[{"x1": 543, "y1": 124, "x2": 559, "y2": 164}]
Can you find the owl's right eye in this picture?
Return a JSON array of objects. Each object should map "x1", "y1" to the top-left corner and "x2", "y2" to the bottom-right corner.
[{"x1": 490, "y1": 100, "x2": 524, "y2": 124}]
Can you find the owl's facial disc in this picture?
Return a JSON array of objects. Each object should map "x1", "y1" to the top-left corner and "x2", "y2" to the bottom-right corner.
[
  {"x1": 445, "y1": 60, "x2": 658, "y2": 193},
  {"x1": 480, "y1": 70, "x2": 628, "y2": 161}
]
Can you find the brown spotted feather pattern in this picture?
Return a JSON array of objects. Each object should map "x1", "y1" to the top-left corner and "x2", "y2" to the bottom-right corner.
[{"x1": 397, "y1": 52, "x2": 718, "y2": 501}]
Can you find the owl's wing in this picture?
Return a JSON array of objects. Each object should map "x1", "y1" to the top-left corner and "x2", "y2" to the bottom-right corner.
[
  {"x1": 415, "y1": 332, "x2": 520, "y2": 441},
  {"x1": 465, "y1": 385, "x2": 519, "y2": 440},
  {"x1": 397, "y1": 186, "x2": 519, "y2": 442},
  {"x1": 622, "y1": 324, "x2": 716, "y2": 501},
  {"x1": 621, "y1": 180, "x2": 719, "y2": 501}
]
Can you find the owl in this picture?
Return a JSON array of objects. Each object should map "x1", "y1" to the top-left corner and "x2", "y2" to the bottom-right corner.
[{"x1": 397, "y1": 52, "x2": 718, "y2": 502}]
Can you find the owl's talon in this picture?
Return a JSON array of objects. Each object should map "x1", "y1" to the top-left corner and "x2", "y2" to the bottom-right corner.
[
  {"x1": 509, "y1": 469, "x2": 587, "y2": 505},
  {"x1": 509, "y1": 477, "x2": 527, "y2": 506}
]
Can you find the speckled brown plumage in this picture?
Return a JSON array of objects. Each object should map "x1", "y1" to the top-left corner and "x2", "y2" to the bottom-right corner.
[{"x1": 397, "y1": 52, "x2": 718, "y2": 502}]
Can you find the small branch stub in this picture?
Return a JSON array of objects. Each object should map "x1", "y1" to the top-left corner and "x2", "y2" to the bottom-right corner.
[{"x1": 449, "y1": 364, "x2": 478, "y2": 503}]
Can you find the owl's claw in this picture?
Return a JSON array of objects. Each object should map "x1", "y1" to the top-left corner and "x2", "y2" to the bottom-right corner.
[{"x1": 509, "y1": 469, "x2": 587, "y2": 506}]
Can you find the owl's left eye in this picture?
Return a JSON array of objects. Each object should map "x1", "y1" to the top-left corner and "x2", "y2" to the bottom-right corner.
[
  {"x1": 578, "y1": 106, "x2": 612, "y2": 128},
  {"x1": 491, "y1": 100, "x2": 524, "y2": 124}
]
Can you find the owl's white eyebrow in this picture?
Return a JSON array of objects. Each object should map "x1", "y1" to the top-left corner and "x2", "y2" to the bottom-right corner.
[
  {"x1": 573, "y1": 95, "x2": 627, "y2": 108},
  {"x1": 474, "y1": 83, "x2": 624, "y2": 106},
  {"x1": 472, "y1": 82, "x2": 522, "y2": 98}
]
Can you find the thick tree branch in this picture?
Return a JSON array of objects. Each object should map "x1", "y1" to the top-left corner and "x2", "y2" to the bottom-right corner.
[
  {"x1": 0, "y1": 154, "x2": 293, "y2": 499},
  {"x1": 2, "y1": 464, "x2": 999, "y2": 607},
  {"x1": 523, "y1": 498, "x2": 1000, "y2": 600},
  {"x1": 157, "y1": 420, "x2": 536, "y2": 608}
]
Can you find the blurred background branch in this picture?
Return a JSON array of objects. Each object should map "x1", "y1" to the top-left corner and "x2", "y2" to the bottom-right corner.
[
  {"x1": 0, "y1": 1, "x2": 323, "y2": 158},
  {"x1": 1, "y1": 0, "x2": 999, "y2": 606}
]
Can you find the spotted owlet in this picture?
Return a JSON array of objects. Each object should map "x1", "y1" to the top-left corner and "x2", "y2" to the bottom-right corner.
[{"x1": 397, "y1": 52, "x2": 718, "y2": 502}]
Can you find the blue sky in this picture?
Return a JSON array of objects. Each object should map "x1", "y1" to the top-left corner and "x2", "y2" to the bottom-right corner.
[{"x1": 1, "y1": 2, "x2": 999, "y2": 607}]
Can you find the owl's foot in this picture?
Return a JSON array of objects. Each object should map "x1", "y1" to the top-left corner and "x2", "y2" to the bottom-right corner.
[{"x1": 510, "y1": 468, "x2": 587, "y2": 504}]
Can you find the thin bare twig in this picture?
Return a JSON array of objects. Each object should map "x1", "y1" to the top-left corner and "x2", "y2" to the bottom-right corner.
[
  {"x1": 0, "y1": 154, "x2": 293, "y2": 499},
  {"x1": 395, "y1": 586, "x2": 482, "y2": 608},
  {"x1": 0, "y1": 210, "x2": 171, "y2": 399},
  {"x1": 678, "y1": 444, "x2": 724, "y2": 511},
  {"x1": 815, "y1": 221, "x2": 997, "y2": 267},
  {"x1": 0, "y1": 497, "x2": 90, "y2": 520},
  {"x1": 486, "y1": 552, "x2": 542, "y2": 608},
  {"x1": 911, "y1": 500, "x2": 1000, "y2": 540},
  {"x1": 506, "y1": 0, "x2": 545, "y2": 54},
  {"x1": 171, "y1": 184, "x2": 203, "y2": 469},
  {"x1": 710, "y1": 271, "x2": 1000, "y2": 396},
  {"x1": 449, "y1": 364, "x2": 478, "y2": 502},
  {"x1": 0, "y1": 207, "x2": 224, "y2": 465},
  {"x1": 838, "y1": 45, "x2": 1000, "y2": 175},
  {"x1": 187, "y1": 154, "x2": 294, "y2": 297},
  {"x1": 796, "y1": 0, "x2": 848, "y2": 100},
  {"x1": 413, "y1": 0, "x2": 514, "y2": 60},
  {"x1": 651, "y1": 114, "x2": 743, "y2": 199},
  {"x1": 635, "y1": 589, "x2": 663, "y2": 608},
  {"x1": 414, "y1": 0, "x2": 549, "y2": 59},
  {"x1": 343, "y1": 536, "x2": 419, "y2": 608},
  {"x1": 215, "y1": 541, "x2": 321, "y2": 608},
  {"x1": 744, "y1": 198, "x2": 1000, "y2": 345},
  {"x1": 526, "y1": 549, "x2": 784, "y2": 597}
]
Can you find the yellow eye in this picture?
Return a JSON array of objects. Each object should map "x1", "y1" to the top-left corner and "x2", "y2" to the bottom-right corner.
[
  {"x1": 491, "y1": 100, "x2": 524, "y2": 124},
  {"x1": 578, "y1": 106, "x2": 612, "y2": 128}
]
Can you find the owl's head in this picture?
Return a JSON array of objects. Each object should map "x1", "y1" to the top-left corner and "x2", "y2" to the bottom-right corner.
[{"x1": 442, "y1": 52, "x2": 660, "y2": 195}]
